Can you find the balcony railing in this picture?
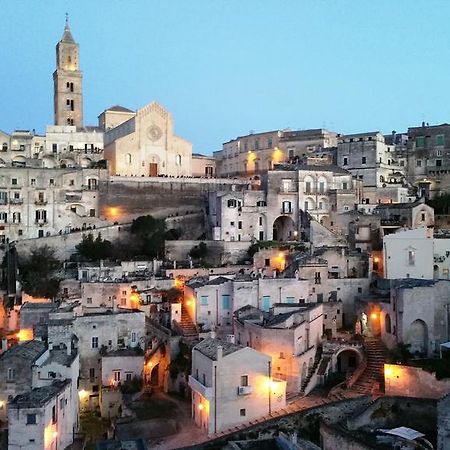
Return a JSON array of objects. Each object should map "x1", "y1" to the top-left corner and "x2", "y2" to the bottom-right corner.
[
  {"x1": 35, "y1": 219, "x2": 48, "y2": 226},
  {"x1": 188, "y1": 375, "x2": 213, "y2": 399},
  {"x1": 35, "y1": 200, "x2": 47, "y2": 205},
  {"x1": 9, "y1": 198, "x2": 23, "y2": 205},
  {"x1": 82, "y1": 185, "x2": 99, "y2": 191},
  {"x1": 237, "y1": 385, "x2": 252, "y2": 395}
]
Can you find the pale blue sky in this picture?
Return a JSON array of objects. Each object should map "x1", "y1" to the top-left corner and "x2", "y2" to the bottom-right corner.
[{"x1": 1, "y1": 0, "x2": 450, "y2": 153}]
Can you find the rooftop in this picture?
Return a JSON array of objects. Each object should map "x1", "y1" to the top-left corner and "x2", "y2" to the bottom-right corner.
[
  {"x1": 194, "y1": 338, "x2": 244, "y2": 360},
  {"x1": 104, "y1": 348, "x2": 144, "y2": 358},
  {"x1": 0, "y1": 340, "x2": 47, "y2": 363},
  {"x1": 43, "y1": 349, "x2": 78, "y2": 367},
  {"x1": 11, "y1": 379, "x2": 70, "y2": 408},
  {"x1": 105, "y1": 105, "x2": 134, "y2": 113}
]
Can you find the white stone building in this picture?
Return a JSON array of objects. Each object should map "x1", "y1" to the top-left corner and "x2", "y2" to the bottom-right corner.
[
  {"x1": 8, "y1": 379, "x2": 75, "y2": 450},
  {"x1": 233, "y1": 303, "x2": 324, "y2": 394},
  {"x1": 103, "y1": 101, "x2": 192, "y2": 177},
  {"x1": 383, "y1": 227, "x2": 450, "y2": 280},
  {"x1": 101, "y1": 349, "x2": 144, "y2": 387},
  {"x1": 0, "y1": 166, "x2": 108, "y2": 242},
  {"x1": 47, "y1": 307, "x2": 145, "y2": 406},
  {"x1": 188, "y1": 338, "x2": 286, "y2": 435}
]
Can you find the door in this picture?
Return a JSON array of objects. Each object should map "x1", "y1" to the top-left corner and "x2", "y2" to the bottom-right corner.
[
  {"x1": 262, "y1": 296, "x2": 271, "y2": 312},
  {"x1": 149, "y1": 163, "x2": 158, "y2": 177}
]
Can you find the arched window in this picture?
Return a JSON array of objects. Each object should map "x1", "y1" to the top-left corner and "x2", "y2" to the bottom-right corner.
[
  {"x1": 380, "y1": 175, "x2": 385, "y2": 183},
  {"x1": 125, "y1": 153, "x2": 132, "y2": 165},
  {"x1": 385, "y1": 313, "x2": 391, "y2": 334},
  {"x1": 2, "y1": 143, "x2": 7, "y2": 152},
  {"x1": 176, "y1": 154, "x2": 182, "y2": 165}
]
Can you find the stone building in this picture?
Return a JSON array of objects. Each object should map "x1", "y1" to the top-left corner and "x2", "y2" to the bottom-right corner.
[
  {"x1": 336, "y1": 131, "x2": 406, "y2": 203},
  {"x1": 208, "y1": 164, "x2": 362, "y2": 242},
  {"x1": 103, "y1": 101, "x2": 192, "y2": 177},
  {"x1": 403, "y1": 122, "x2": 450, "y2": 196},
  {"x1": 213, "y1": 128, "x2": 337, "y2": 178},
  {"x1": 8, "y1": 379, "x2": 76, "y2": 450},
  {"x1": 0, "y1": 166, "x2": 108, "y2": 242},
  {"x1": 53, "y1": 18, "x2": 83, "y2": 128},
  {"x1": 233, "y1": 303, "x2": 324, "y2": 395},
  {"x1": 0, "y1": 340, "x2": 47, "y2": 422},
  {"x1": 383, "y1": 227, "x2": 450, "y2": 280},
  {"x1": 188, "y1": 337, "x2": 286, "y2": 435}
]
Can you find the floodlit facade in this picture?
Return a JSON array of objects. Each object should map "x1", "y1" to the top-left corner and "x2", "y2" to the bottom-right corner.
[
  {"x1": 104, "y1": 101, "x2": 192, "y2": 177},
  {"x1": 188, "y1": 338, "x2": 286, "y2": 435}
]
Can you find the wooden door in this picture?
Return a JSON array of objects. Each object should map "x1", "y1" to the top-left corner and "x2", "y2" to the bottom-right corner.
[{"x1": 149, "y1": 163, "x2": 158, "y2": 177}]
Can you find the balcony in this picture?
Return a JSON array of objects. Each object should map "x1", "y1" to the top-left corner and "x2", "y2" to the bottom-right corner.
[
  {"x1": 281, "y1": 209, "x2": 293, "y2": 214},
  {"x1": 82, "y1": 184, "x2": 99, "y2": 191},
  {"x1": 35, "y1": 219, "x2": 48, "y2": 226},
  {"x1": 35, "y1": 199, "x2": 47, "y2": 205},
  {"x1": 237, "y1": 385, "x2": 252, "y2": 396},
  {"x1": 66, "y1": 193, "x2": 82, "y2": 202},
  {"x1": 188, "y1": 375, "x2": 213, "y2": 399},
  {"x1": 9, "y1": 198, "x2": 23, "y2": 205},
  {"x1": 0, "y1": 199, "x2": 7, "y2": 205}
]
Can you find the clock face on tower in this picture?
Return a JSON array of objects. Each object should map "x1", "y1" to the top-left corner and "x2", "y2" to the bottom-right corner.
[{"x1": 147, "y1": 125, "x2": 162, "y2": 142}]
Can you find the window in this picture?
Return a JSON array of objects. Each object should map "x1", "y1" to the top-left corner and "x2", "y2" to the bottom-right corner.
[
  {"x1": 254, "y1": 140, "x2": 259, "y2": 150},
  {"x1": 7, "y1": 368, "x2": 15, "y2": 381},
  {"x1": 436, "y1": 135, "x2": 445, "y2": 146},
  {"x1": 30, "y1": 178, "x2": 36, "y2": 186},
  {"x1": 176, "y1": 154, "x2": 182, "y2": 165},
  {"x1": 1, "y1": 143, "x2": 7, "y2": 152},
  {"x1": 230, "y1": 221, "x2": 235, "y2": 226},
  {"x1": 240, "y1": 375, "x2": 248, "y2": 386},
  {"x1": 259, "y1": 216, "x2": 263, "y2": 226},
  {"x1": 436, "y1": 159, "x2": 442, "y2": 167},
  {"x1": 305, "y1": 181, "x2": 311, "y2": 193},
  {"x1": 358, "y1": 287, "x2": 362, "y2": 293},
  {"x1": 126, "y1": 372, "x2": 132, "y2": 382},
  {"x1": 362, "y1": 156, "x2": 366, "y2": 164},
  {"x1": 319, "y1": 182, "x2": 325, "y2": 193},
  {"x1": 0, "y1": 212, "x2": 7, "y2": 223},
  {"x1": 421, "y1": 212, "x2": 426, "y2": 221},
  {"x1": 49, "y1": 179, "x2": 54, "y2": 186},
  {"x1": 222, "y1": 295, "x2": 231, "y2": 310},
  {"x1": 259, "y1": 231, "x2": 264, "y2": 240},
  {"x1": 52, "y1": 143, "x2": 57, "y2": 153},
  {"x1": 267, "y1": 138, "x2": 273, "y2": 148},
  {"x1": 114, "y1": 371, "x2": 121, "y2": 382},
  {"x1": 240, "y1": 408, "x2": 246, "y2": 417},
  {"x1": 408, "y1": 250, "x2": 415, "y2": 266},
  {"x1": 314, "y1": 271, "x2": 321, "y2": 285},
  {"x1": 200, "y1": 296, "x2": 208, "y2": 306},
  {"x1": 282, "y1": 201, "x2": 292, "y2": 213},
  {"x1": 125, "y1": 153, "x2": 132, "y2": 164},
  {"x1": 131, "y1": 332, "x2": 136, "y2": 342},
  {"x1": 227, "y1": 199, "x2": 237, "y2": 208},
  {"x1": 52, "y1": 405, "x2": 57, "y2": 424},
  {"x1": 26, "y1": 414, "x2": 37, "y2": 425},
  {"x1": 437, "y1": 149, "x2": 443, "y2": 156},
  {"x1": 238, "y1": 221, "x2": 242, "y2": 229},
  {"x1": 343, "y1": 157, "x2": 348, "y2": 165},
  {"x1": 11, "y1": 178, "x2": 17, "y2": 186},
  {"x1": 265, "y1": 258, "x2": 270, "y2": 267},
  {"x1": 416, "y1": 159, "x2": 422, "y2": 167},
  {"x1": 304, "y1": 201, "x2": 309, "y2": 211},
  {"x1": 91, "y1": 337, "x2": 99, "y2": 349},
  {"x1": 286, "y1": 297, "x2": 295, "y2": 303},
  {"x1": 342, "y1": 182, "x2": 348, "y2": 190},
  {"x1": 415, "y1": 136, "x2": 425, "y2": 147}
]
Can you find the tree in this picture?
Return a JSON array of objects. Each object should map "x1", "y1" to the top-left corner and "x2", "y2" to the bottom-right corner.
[
  {"x1": 189, "y1": 242, "x2": 208, "y2": 260},
  {"x1": 76, "y1": 233, "x2": 113, "y2": 261},
  {"x1": 130, "y1": 215, "x2": 166, "y2": 259},
  {"x1": 18, "y1": 246, "x2": 61, "y2": 298}
]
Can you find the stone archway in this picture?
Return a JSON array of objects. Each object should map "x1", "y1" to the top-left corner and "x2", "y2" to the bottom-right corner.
[
  {"x1": 335, "y1": 348, "x2": 363, "y2": 375},
  {"x1": 405, "y1": 319, "x2": 428, "y2": 355},
  {"x1": 273, "y1": 215, "x2": 295, "y2": 242}
]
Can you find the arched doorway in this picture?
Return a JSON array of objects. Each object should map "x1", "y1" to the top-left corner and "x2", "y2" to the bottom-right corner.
[
  {"x1": 385, "y1": 313, "x2": 392, "y2": 334},
  {"x1": 336, "y1": 348, "x2": 362, "y2": 375},
  {"x1": 273, "y1": 215, "x2": 295, "y2": 241},
  {"x1": 150, "y1": 363, "x2": 160, "y2": 386},
  {"x1": 405, "y1": 319, "x2": 428, "y2": 355}
]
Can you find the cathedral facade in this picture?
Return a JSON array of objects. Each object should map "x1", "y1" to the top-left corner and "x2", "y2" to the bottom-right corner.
[{"x1": 103, "y1": 101, "x2": 192, "y2": 177}]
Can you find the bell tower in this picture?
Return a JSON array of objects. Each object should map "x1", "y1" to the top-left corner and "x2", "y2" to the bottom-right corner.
[{"x1": 53, "y1": 15, "x2": 83, "y2": 127}]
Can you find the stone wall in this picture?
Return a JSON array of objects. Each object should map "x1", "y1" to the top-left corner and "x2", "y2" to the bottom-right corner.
[
  {"x1": 384, "y1": 363, "x2": 450, "y2": 399},
  {"x1": 99, "y1": 177, "x2": 248, "y2": 223},
  {"x1": 165, "y1": 240, "x2": 250, "y2": 265}
]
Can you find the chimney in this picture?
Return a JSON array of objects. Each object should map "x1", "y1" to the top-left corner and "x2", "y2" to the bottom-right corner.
[{"x1": 217, "y1": 345, "x2": 223, "y2": 361}]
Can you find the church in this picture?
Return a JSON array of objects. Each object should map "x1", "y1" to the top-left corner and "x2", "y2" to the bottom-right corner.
[
  {"x1": 101, "y1": 102, "x2": 193, "y2": 177},
  {"x1": 53, "y1": 17, "x2": 194, "y2": 177}
]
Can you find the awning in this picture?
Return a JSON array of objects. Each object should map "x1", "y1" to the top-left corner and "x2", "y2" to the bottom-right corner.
[{"x1": 378, "y1": 426, "x2": 425, "y2": 441}]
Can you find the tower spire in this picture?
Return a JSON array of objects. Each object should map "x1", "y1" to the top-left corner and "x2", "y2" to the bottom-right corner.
[{"x1": 61, "y1": 14, "x2": 75, "y2": 43}]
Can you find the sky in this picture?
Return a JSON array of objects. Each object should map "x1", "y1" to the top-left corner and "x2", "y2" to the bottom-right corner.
[{"x1": 1, "y1": 0, "x2": 450, "y2": 153}]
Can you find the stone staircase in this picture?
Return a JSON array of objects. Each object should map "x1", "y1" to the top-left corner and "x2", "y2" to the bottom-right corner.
[
  {"x1": 178, "y1": 306, "x2": 198, "y2": 340},
  {"x1": 351, "y1": 337, "x2": 386, "y2": 394},
  {"x1": 300, "y1": 347, "x2": 323, "y2": 394}
]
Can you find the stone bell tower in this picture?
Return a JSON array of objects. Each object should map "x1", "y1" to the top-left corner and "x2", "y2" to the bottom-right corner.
[{"x1": 53, "y1": 15, "x2": 83, "y2": 127}]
